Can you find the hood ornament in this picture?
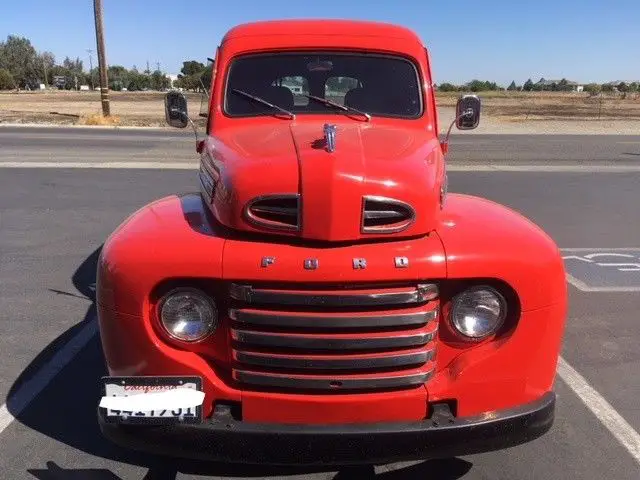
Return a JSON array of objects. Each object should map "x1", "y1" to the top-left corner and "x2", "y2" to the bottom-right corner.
[{"x1": 323, "y1": 123, "x2": 337, "y2": 153}]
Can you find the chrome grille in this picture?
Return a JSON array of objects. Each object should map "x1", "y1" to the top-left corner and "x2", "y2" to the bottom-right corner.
[
  {"x1": 244, "y1": 194, "x2": 300, "y2": 231},
  {"x1": 229, "y1": 283, "x2": 438, "y2": 392},
  {"x1": 361, "y1": 196, "x2": 415, "y2": 234}
]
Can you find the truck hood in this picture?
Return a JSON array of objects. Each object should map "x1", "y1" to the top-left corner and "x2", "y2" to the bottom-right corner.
[{"x1": 204, "y1": 121, "x2": 444, "y2": 242}]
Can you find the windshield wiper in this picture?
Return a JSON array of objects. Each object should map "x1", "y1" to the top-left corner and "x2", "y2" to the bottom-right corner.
[
  {"x1": 300, "y1": 94, "x2": 371, "y2": 121},
  {"x1": 231, "y1": 89, "x2": 295, "y2": 119}
]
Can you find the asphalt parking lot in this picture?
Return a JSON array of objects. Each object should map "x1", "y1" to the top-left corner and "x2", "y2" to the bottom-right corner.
[{"x1": 0, "y1": 127, "x2": 639, "y2": 479}]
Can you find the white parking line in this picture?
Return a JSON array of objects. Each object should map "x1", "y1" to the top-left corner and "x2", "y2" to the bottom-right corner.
[
  {"x1": 557, "y1": 357, "x2": 640, "y2": 463},
  {"x1": 0, "y1": 319, "x2": 97, "y2": 435},
  {"x1": 2, "y1": 162, "x2": 640, "y2": 172},
  {"x1": 562, "y1": 248, "x2": 640, "y2": 292},
  {"x1": 0, "y1": 305, "x2": 639, "y2": 468},
  {"x1": 565, "y1": 273, "x2": 640, "y2": 292}
]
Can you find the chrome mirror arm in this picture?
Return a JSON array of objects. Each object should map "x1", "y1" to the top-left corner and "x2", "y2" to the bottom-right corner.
[
  {"x1": 186, "y1": 115, "x2": 199, "y2": 145},
  {"x1": 441, "y1": 108, "x2": 473, "y2": 155},
  {"x1": 174, "y1": 110, "x2": 199, "y2": 147}
]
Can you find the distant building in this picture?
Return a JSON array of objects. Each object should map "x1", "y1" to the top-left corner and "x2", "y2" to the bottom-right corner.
[{"x1": 167, "y1": 74, "x2": 179, "y2": 88}]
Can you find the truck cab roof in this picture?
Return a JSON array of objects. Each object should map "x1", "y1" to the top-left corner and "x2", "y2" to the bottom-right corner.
[
  {"x1": 222, "y1": 19, "x2": 423, "y2": 44},
  {"x1": 218, "y1": 19, "x2": 428, "y2": 62}
]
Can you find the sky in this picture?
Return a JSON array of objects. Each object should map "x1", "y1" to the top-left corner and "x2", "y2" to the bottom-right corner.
[{"x1": 1, "y1": 0, "x2": 639, "y2": 86}]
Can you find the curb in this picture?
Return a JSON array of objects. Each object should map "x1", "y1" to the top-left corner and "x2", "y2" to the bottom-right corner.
[{"x1": 0, "y1": 123, "x2": 172, "y2": 132}]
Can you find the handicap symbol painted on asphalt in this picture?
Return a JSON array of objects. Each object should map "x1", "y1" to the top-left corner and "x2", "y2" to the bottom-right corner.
[{"x1": 561, "y1": 248, "x2": 640, "y2": 292}]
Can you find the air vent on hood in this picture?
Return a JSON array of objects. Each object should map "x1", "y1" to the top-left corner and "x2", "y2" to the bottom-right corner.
[
  {"x1": 361, "y1": 196, "x2": 415, "y2": 234},
  {"x1": 245, "y1": 194, "x2": 300, "y2": 232}
]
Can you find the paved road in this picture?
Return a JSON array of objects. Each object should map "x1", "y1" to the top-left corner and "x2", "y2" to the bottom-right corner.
[
  {"x1": 1, "y1": 125, "x2": 640, "y2": 165},
  {"x1": 0, "y1": 127, "x2": 639, "y2": 479}
]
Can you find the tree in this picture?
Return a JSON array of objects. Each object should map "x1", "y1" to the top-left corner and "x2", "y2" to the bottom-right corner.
[
  {"x1": 522, "y1": 78, "x2": 534, "y2": 91},
  {"x1": 437, "y1": 82, "x2": 458, "y2": 92},
  {"x1": 0, "y1": 68, "x2": 15, "y2": 89},
  {"x1": 175, "y1": 73, "x2": 202, "y2": 91},
  {"x1": 617, "y1": 82, "x2": 629, "y2": 93},
  {"x1": 108, "y1": 65, "x2": 129, "y2": 91},
  {"x1": 507, "y1": 81, "x2": 517, "y2": 91},
  {"x1": 150, "y1": 70, "x2": 170, "y2": 90},
  {"x1": 201, "y1": 62, "x2": 214, "y2": 92},
  {"x1": 629, "y1": 82, "x2": 639, "y2": 93},
  {"x1": 0, "y1": 35, "x2": 39, "y2": 88},
  {"x1": 602, "y1": 83, "x2": 615, "y2": 93},
  {"x1": 62, "y1": 56, "x2": 83, "y2": 73},
  {"x1": 464, "y1": 79, "x2": 500, "y2": 92},
  {"x1": 584, "y1": 83, "x2": 602, "y2": 96},
  {"x1": 38, "y1": 51, "x2": 55, "y2": 85},
  {"x1": 180, "y1": 60, "x2": 205, "y2": 76},
  {"x1": 127, "y1": 71, "x2": 151, "y2": 91},
  {"x1": 558, "y1": 78, "x2": 570, "y2": 92},
  {"x1": 175, "y1": 60, "x2": 208, "y2": 92}
]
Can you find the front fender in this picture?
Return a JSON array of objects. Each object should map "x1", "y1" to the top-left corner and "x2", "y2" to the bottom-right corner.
[
  {"x1": 428, "y1": 193, "x2": 568, "y2": 415},
  {"x1": 97, "y1": 194, "x2": 226, "y2": 316},
  {"x1": 436, "y1": 193, "x2": 567, "y2": 312},
  {"x1": 96, "y1": 194, "x2": 238, "y2": 414}
]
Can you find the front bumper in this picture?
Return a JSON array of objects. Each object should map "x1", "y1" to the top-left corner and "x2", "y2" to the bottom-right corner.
[{"x1": 98, "y1": 391, "x2": 555, "y2": 466}]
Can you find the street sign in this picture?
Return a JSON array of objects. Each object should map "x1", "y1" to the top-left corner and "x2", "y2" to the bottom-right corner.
[{"x1": 562, "y1": 248, "x2": 640, "y2": 292}]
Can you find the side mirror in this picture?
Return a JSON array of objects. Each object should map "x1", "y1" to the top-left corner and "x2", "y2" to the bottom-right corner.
[
  {"x1": 455, "y1": 94, "x2": 481, "y2": 130},
  {"x1": 165, "y1": 90, "x2": 189, "y2": 128}
]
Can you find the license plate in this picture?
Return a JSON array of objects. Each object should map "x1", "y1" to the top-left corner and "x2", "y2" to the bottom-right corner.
[{"x1": 100, "y1": 376, "x2": 203, "y2": 424}]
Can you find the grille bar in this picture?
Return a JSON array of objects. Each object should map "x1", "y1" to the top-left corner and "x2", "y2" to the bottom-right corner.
[
  {"x1": 234, "y1": 350, "x2": 432, "y2": 370},
  {"x1": 229, "y1": 282, "x2": 439, "y2": 393},
  {"x1": 229, "y1": 307, "x2": 437, "y2": 329},
  {"x1": 233, "y1": 369, "x2": 434, "y2": 391},
  {"x1": 231, "y1": 328, "x2": 435, "y2": 351},
  {"x1": 229, "y1": 283, "x2": 438, "y2": 307}
]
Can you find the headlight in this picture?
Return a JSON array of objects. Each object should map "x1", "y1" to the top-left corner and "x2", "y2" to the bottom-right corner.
[
  {"x1": 159, "y1": 288, "x2": 218, "y2": 342},
  {"x1": 450, "y1": 286, "x2": 506, "y2": 339}
]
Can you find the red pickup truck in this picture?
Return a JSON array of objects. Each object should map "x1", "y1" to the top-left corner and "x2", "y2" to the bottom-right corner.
[{"x1": 96, "y1": 19, "x2": 567, "y2": 465}]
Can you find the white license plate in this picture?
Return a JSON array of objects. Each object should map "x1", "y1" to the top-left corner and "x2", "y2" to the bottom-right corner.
[{"x1": 101, "y1": 376, "x2": 203, "y2": 424}]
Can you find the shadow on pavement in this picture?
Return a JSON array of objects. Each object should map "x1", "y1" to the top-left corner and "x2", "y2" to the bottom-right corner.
[
  {"x1": 9, "y1": 246, "x2": 473, "y2": 479},
  {"x1": 28, "y1": 461, "x2": 122, "y2": 479}
]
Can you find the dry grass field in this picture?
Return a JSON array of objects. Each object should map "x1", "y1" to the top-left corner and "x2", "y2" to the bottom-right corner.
[
  {"x1": 437, "y1": 91, "x2": 640, "y2": 120},
  {"x1": 1, "y1": 90, "x2": 640, "y2": 133},
  {"x1": 0, "y1": 91, "x2": 207, "y2": 127}
]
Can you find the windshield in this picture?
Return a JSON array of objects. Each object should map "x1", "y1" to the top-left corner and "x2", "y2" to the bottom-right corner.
[{"x1": 224, "y1": 52, "x2": 423, "y2": 119}]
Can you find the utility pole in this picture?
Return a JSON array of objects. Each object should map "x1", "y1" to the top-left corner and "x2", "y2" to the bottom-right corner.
[
  {"x1": 86, "y1": 49, "x2": 94, "y2": 90},
  {"x1": 93, "y1": 0, "x2": 110, "y2": 116},
  {"x1": 156, "y1": 61, "x2": 160, "y2": 73}
]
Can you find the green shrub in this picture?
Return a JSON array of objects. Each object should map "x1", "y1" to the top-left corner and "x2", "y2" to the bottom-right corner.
[{"x1": 0, "y1": 68, "x2": 15, "y2": 90}]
